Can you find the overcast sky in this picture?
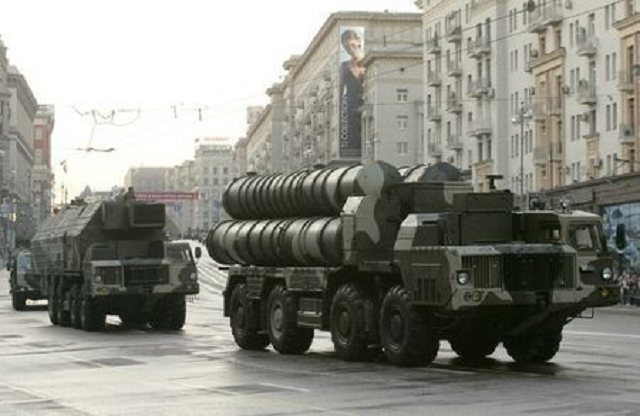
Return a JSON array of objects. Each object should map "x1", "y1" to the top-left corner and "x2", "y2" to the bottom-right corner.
[{"x1": 0, "y1": 0, "x2": 419, "y2": 200}]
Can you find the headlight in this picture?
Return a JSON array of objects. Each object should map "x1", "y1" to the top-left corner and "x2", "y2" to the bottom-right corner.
[
  {"x1": 189, "y1": 272, "x2": 197, "y2": 281},
  {"x1": 457, "y1": 271, "x2": 470, "y2": 285},
  {"x1": 93, "y1": 274, "x2": 102, "y2": 283},
  {"x1": 602, "y1": 267, "x2": 613, "y2": 281}
]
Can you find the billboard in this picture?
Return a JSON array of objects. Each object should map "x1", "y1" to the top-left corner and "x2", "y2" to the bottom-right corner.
[
  {"x1": 339, "y1": 26, "x2": 365, "y2": 159},
  {"x1": 136, "y1": 192, "x2": 198, "y2": 202}
]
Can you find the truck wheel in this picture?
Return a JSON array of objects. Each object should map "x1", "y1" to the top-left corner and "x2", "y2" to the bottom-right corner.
[
  {"x1": 380, "y1": 286, "x2": 439, "y2": 367},
  {"x1": 266, "y1": 284, "x2": 314, "y2": 354},
  {"x1": 70, "y1": 287, "x2": 83, "y2": 329},
  {"x1": 48, "y1": 292, "x2": 59, "y2": 325},
  {"x1": 449, "y1": 335, "x2": 498, "y2": 362},
  {"x1": 149, "y1": 296, "x2": 187, "y2": 330},
  {"x1": 330, "y1": 284, "x2": 377, "y2": 361},
  {"x1": 12, "y1": 292, "x2": 26, "y2": 311},
  {"x1": 504, "y1": 328, "x2": 562, "y2": 364},
  {"x1": 229, "y1": 283, "x2": 270, "y2": 350},
  {"x1": 81, "y1": 296, "x2": 105, "y2": 332},
  {"x1": 119, "y1": 311, "x2": 148, "y2": 328},
  {"x1": 57, "y1": 286, "x2": 72, "y2": 327}
]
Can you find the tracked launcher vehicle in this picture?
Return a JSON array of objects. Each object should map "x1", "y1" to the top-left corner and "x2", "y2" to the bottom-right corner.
[
  {"x1": 31, "y1": 192, "x2": 200, "y2": 332},
  {"x1": 207, "y1": 162, "x2": 619, "y2": 366}
]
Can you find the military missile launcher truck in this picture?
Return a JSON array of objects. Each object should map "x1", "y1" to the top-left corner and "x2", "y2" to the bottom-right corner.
[
  {"x1": 31, "y1": 192, "x2": 200, "y2": 332},
  {"x1": 207, "y1": 162, "x2": 619, "y2": 367}
]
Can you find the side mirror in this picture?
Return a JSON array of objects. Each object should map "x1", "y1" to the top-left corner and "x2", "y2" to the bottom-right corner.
[
  {"x1": 195, "y1": 247, "x2": 202, "y2": 259},
  {"x1": 616, "y1": 224, "x2": 627, "y2": 250}
]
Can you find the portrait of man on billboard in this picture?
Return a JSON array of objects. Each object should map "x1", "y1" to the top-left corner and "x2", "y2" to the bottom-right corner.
[{"x1": 339, "y1": 26, "x2": 365, "y2": 159}]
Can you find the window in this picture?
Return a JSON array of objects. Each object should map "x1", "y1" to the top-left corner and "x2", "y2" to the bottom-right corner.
[
  {"x1": 612, "y1": 52, "x2": 617, "y2": 79},
  {"x1": 613, "y1": 103, "x2": 618, "y2": 129},
  {"x1": 606, "y1": 105, "x2": 611, "y2": 131},
  {"x1": 212, "y1": 167, "x2": 218, "y2": 175},
  {"x1": 397, "y1": 115, "x2": 409, "y2": 130},
  {"x1": 397, "y1": 142, "x2": 409, "y2": 155},
  {"x1": 606, "y1": 55, "x2": 611, "y2": 81},
  {"x1": 223, "y1": 167, "x2": 229, "y2": 175},
  {"x1": 396, "y1": 89, "x2": 409, "y2": 102},
  {"x1": 569, "y1": 23, "x2": 574, "y2": 47}
]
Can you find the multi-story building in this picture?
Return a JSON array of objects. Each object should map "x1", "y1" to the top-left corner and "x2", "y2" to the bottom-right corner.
[
  {"x1": 164, "y1": 160, "x2": 196, "y2": 235},
  {"x1": 124, "y1": 167, "x2": 168, "y2": 192},
  {"x1": 246, "y1": 12, "x2": 423, "y2": 173},
  {"x1": 192, "y1": 139, "x2": 234, "y2": 231},
  {"x1": 415, "y1": 0, "x2": 636, "y2": 194},
  {"x1": 5, "y1": 65, "x2": 37, "y2": 203},
  {"x1": 361, "y1": 45, "x2": 424, "y2": 165},
  {"x1": 0, "y1": 36, "x2": 10, "y2": 184},
  {"x1": 32, "y1": 105, "x2": 55, "y2": 227}
]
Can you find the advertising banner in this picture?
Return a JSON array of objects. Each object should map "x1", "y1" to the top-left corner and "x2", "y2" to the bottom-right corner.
[
  {"x1": 339, "y1": 26, "x2": 365, "y2": 159},
  {"x1": 136, "y1": 192, "x2": 198, "y2": 202}
]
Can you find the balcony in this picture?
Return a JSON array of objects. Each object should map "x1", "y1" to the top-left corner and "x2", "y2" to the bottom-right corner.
[
  {"x1": 426, "y1": 37, "x2": 441, "y2": 55},
  {"x1": 618, "y1": 70, "x2": 636, "y2": 92},
  {"x1": 526, "y1": 47, "x2": 566, "y2": 72},
  {"x1": 469, "y1": 116, "x2": 492, "y2": 136},
  {"x1": 619, "y1": 124, "x2": 636, "y2": 144},
  {"x1": 577, "y1": 81, "x2": 597, "y2": 105},
  {"x1": 428, "y1": 142, "x2": 443, "y2": 157},
  {"x1": 576, "y1": 32, "x2": 598, "y2": 57},
  {"x1": 528, "y1": 3, "x2": 564, "y2": 33},
  {"x1": 467, "y1": 77, "x2": 491, "y2": 98},
  {"x1": 427, "y1": 70, "x2": 442, "y2": 87},
  {"x1": 446, "y1": 135, "x2": 463, "y2": 150},
  {"x1": 447, "y1": 58, "x2": 462, "y2": 77},
  {"x1": 445, "y1": 18, "x2": 462, "y2": 43},
  {"x1": 428, "y1": 105, "x2": 442, "y2": 122},
  {"x1": 468, "y1": 36, "x2": 491, "y2": 58},
  {"x1": 447, "y1": 94, "x2": 462, "y2": 113}
]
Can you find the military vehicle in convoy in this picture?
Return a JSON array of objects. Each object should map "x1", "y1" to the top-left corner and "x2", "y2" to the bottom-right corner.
[
  {"x1": 206, "y1": 161, "x2": 619, "y2": 367},
  {"x1": 31, "y1": 191, "x2": 201, "y2": 331},
  {"x1": 7, "y1": 249, "x2": 45, "y2": 310}
]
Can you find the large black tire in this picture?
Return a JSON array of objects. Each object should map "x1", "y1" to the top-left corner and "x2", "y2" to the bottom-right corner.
[
  {"x1": 149, "y1": 296, "x2": 187, "y2": 330},
  {"x1": 80, "y1": 296, "x2": 105, "y2": 332},
  {"x1": 380, "y1": 286, "x2": 439, "y2": 367},
  {"x1": 229, "y1": 283, "x2": 270, "y2": 350},
  {"x1": 266, "y1": 284, "x2": 314, "y2": 354},
  {"x1": 12, "y1": 292, "x2": 26, "y2": 311},
  {"x1": 449, "y1": 334, "x2": 499, "y2": 362},
  {"x1": 56, "y1": 285, "x2": 72, "y2": 327},
  {"x1": 70, "y1": 286, "x2": 83, "y2": 329},
  {"x1": 48, "y1": 291, "x2": 59, "y2": 325},
  {"x1": 330, "y1": 284, "x2": 378, "y2": 361},
  {"x1": 504, "y1": 328, "x2": 562, "y2": 364}
]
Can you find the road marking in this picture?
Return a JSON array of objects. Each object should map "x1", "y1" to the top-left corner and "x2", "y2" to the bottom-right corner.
[
  {"x1": 565, "y1": 330, "x2": 640, "y2": 340},
  {"x1": 260, "y1": 382, "x2": 310, "y2": 393}
]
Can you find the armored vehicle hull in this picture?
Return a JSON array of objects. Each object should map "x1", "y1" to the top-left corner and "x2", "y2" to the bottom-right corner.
[
  {"x1": 31, "y1": 197, "x2": 200, "y2": 332},
  {"x1": 210, "y1": 162, "x2": 619, "y2": 367}
]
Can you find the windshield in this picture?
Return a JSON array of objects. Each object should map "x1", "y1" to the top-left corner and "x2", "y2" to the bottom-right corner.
[
  {"x1": 165, "y1": 244, "x2": 194, "y2": 263},
  {"x1": 18, "y1": 254, "x2": 32, "y2": 270},
  {"x1": 568, "y1": 223, "x2": 603, "y2": 253}
]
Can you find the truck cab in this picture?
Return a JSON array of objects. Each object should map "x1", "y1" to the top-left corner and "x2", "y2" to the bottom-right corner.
[{"x1": 8, "y1": 250, "x2": 45, "y2": 310}]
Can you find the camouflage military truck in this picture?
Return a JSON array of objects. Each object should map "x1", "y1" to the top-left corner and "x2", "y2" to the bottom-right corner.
[
  {"x1": 31, "y1": 192, "x2": 201, "y2": 331},
  {"x1": 207, "y1": 162, "x2": 619, "y2": 367},
  {"x1": 7, "y1": 249, "x2": 45, "y2": 310}
]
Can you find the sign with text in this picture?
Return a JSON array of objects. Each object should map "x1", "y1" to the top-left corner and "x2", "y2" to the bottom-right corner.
[
  {"x1": 136, "y1": 192, "x2": 198, "y2": 202},
  {"x1": 339, "y1": 26, "x2": 365, "y2": 159}
]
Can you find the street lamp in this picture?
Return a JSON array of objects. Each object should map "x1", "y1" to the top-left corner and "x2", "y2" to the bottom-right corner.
[{"x1": 512, "y1": 102, "x2": 532, "y2": 200}]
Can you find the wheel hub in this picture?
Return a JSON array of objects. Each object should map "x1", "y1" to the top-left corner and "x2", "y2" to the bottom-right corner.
[
  {"x1": 389, "y1": 312, "x2": 404, "y2": 343},
  {"x1": 271, "y1": 304, "x2": 283, "y2": 336},
  {"x1": 337, "y1": 310, "x2": 351, "y2": 338}
]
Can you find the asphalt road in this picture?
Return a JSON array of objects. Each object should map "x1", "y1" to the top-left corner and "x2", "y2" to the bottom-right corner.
[{"x1": 1, "y1": 243, "x2": 640, "y2": 415}]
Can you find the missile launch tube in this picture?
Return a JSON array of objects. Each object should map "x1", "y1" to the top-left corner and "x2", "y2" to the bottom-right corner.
[{"x1": 222, "y1": 161, "x2": 400, "y2": 220}]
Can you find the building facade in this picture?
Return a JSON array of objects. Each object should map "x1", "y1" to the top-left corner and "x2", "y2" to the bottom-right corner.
[
  {"x1": 124, "y1": 167, "x2": 169, "y2": 192},
  {"x1": 32, "y1": 105, "x2": 55, "y2": 227},
  {"x1": 192, "y1": 140, "x2": 234, "y2": 231},
  {"x1": 415, "y1": 0, "x2": 639, "y2": 193},
  {"x1": 245, "y1": 12, "x2": 423, "y2": 174}
]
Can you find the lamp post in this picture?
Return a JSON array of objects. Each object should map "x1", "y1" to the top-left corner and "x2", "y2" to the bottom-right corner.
[{"x1": 512, "y1": 101, "x2": 532, "y2": 200}]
